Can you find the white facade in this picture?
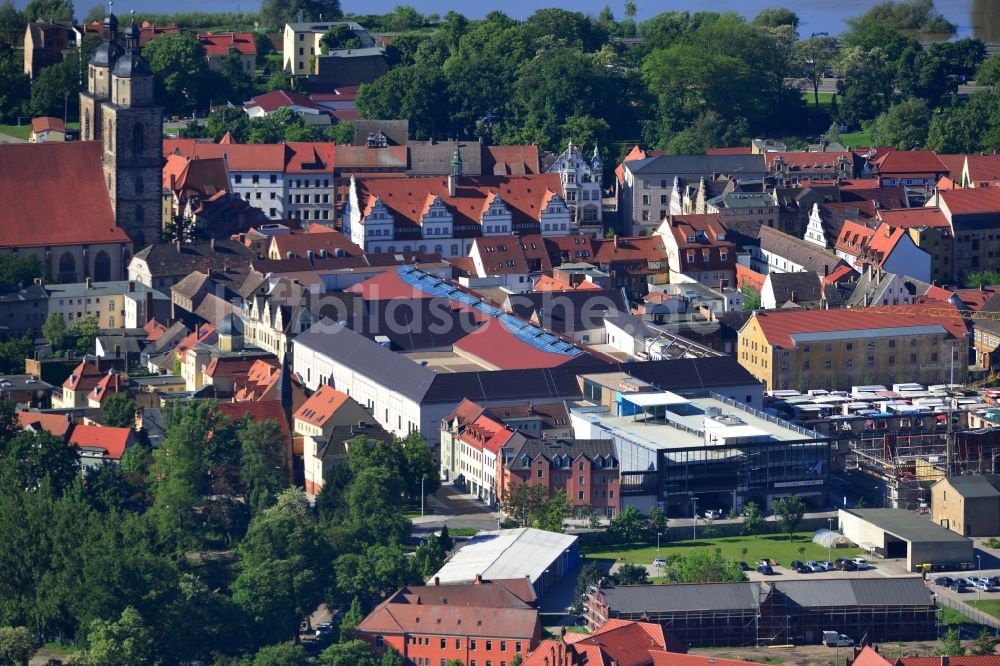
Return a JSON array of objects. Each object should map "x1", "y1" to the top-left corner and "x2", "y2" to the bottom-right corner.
[
  {"x1": 804, "y1": 203, "x2": 829, "y2": 248},
  {"x1": 230, "y1": 171, "x2": 335, "y2": 223},
  {"x1": 547, "y1": 141, "x2": 603, "y2": 226}
]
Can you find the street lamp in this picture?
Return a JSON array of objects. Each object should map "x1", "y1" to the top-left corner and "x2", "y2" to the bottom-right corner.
[
  {"x1": 978, "y1": 554, "x2": 983, "y2": 602},
  {"x1": 657, "y1": 531, "x2": 663, "y2": 553},
  {"x1": 827, "y1": 517, "x2": 833, "y2": 564},
  {"x1": 421, "y1": 475, "x2": 426, "y2": 518},
  {"x1": 692, "y1": 497, "x2": 699, "y2": 540}
]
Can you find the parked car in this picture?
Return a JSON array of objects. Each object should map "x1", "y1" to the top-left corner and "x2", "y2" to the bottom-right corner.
[
  {"x1": 951, "y1": 580, "x2": 970, "y2": 592},
  {"x1": 989, "y1": 576, "x2": 1000, "y2": 587},
  {"x1": 315, "y1": 622, "x2": 333, "y2": 638},
  {"x1": 807, "y1": 560, "x2": 824, "y2": 572},
  {"x1": 836, "y1": 560, "x2": 858, "y2": 571},
  {"x1": 823, "y1": 631, "x2": 854, "y2": 647},
  {"x1": 935, "y1": 576, "x2": 954, "y2": 587},
  {"x1": 790, "y1": 560, "x2": 805, "y2": 570},
  {"x1": 793, "y1": 562, "x2": 812, "y2": 574},
  {"x1": 704, "y1": 509, "x2": 724, "y2": 520},
  {"x1": 974, "y1": 579, "x2": 992, "y2": 591},
  {"x1": 965, "y1": 577, "x2": 984, "y2": 588},
  {"x1": 653, "y1": 558, "x2": 666, "y2": 567},
  {"x1": 758, "y1": 559, "x2": 772, "y2": 568},
  {"x1": 819, "y1": 560, "x2": 833, "y2": 571},
  {"x1": 758, "y1": 564, "x2": 774, "y2": 575},
  {"x1": 852, "y1": 558, "x2": 869, "y2": 570}
]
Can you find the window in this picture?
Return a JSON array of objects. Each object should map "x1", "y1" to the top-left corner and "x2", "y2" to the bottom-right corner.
[
  {"x1": 132, "y1": 122, "x2": 145, "y2": 154},
  {"x1": 537, "y1": 468, "x2": 543, "y2": 478},
  {"x1": 234, "y1": 174, "x2": 242, "y2": 184},
  {"x1": 470, "y1": 640, "x2": 477, "y2": 650},
  {"x1": 375, "y1": 636, "x2": 384, "y2": 648},
  {"x1": 889, "y1": 339, "x2": 896, "y2": 348},
  {"x1": 456, "y1": 639, "x2": 462, "y2": 649},
  {"x1": 578, "y1": 475, "x2": 585, "y2": 485},
  {"x1": 441, "y1": 639, "x2": 446, "y2": 648},
  {"x1": 501, "y1": 641, "x2": 507, "y2": 652},
  {"x1": 486, "y1": 641, "x2": 493, "y2": 651}
]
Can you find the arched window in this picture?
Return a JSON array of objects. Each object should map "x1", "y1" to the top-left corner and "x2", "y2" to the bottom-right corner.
[
  {"x1": 58, "y1": 252, "x2": 76, "y2": 283},
  {"x1": 134, "y1": 176, "x2": 143, "y2": 194},
  {"x1": 132, "y1": 123, "x2": 145, "y2": 155},
  {"x1": 93, "y1": 251, "x2": 111, "y2": 282}
]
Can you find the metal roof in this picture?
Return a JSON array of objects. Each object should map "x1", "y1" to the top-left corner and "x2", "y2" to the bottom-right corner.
[
  {"x1": 777, "y1": 578, "x2": 933, "y2": 608},
  {"x1": 431, "y1": 528, "x2": 577, "y2": 586},
  {"x1": 841, "y1": 508, "x2": 972, "y2": 544},
  {"x1": 601, "y1": 583, "x2": 763, "y2": 613},
  {"x1": 936, "y1": 474, "x2": 1000, "y2": 499}
]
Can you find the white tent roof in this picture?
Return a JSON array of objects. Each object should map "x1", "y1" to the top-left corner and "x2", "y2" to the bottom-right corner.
[
  {"x1": 431, "y1": 527, "x2": 577, "y2": 585},
  {"x1": 622, "y1": 391, "x2": 688, "y2": 407}
]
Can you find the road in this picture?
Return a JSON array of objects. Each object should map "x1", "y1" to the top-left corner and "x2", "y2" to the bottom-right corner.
[
  {"x1": 795, "y1": 77, "x2": 985, "y2": 97},
  {"x1": 410, "y1": 483, "x2": 501, "y2": 536}
]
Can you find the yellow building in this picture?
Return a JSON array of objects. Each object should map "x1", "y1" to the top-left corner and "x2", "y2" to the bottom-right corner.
[
  {"x1": 738, "y1": 305, "x2": 968, "y2": 391},
  {"x1": 282, "y1": 20, "x2": 374, "y2": 76}
]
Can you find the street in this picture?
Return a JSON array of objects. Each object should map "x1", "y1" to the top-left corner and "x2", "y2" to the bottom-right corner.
[{"x1": 410, "y1": 482, "x2": 501, "y2": 536}]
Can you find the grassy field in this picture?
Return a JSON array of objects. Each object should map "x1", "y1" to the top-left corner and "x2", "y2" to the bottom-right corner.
[
  {"x1": 968, "y1": 599, "x2": 1000, "y2": 619},
  {"x1": 583, "y1": 531, "x2": 861, "y2": 567},
  {"x1": 0, "y1": 124, "x2": 31, "y2": 139},
  {"x1": 839, "y1": 127, "x2": 874, "y2": 147},
  {"x1": 801, "y1": 91, "x2": 836, "y2": 106}
]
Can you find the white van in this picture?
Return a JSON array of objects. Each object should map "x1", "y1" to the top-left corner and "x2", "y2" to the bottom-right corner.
[{"x1": 823, "y1": 631, "x2": 854, "y2": 647}]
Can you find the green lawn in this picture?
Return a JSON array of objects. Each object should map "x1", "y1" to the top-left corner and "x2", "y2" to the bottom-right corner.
[
  {"x1": 0, "y1": 124, "x2": 31, "y2": 140},
  {"x1": 583, "y1": 531, "x2": 860, "y2": 567},
  {"x1": 801, "y1": 91, "x2": 836, "y2": 106},
  {"x1": 839, "y1": 127, "x2": 874, "y2": 147},
  {"x1": 968, "y1": 599, "x2": 1000, "y2": 620}
]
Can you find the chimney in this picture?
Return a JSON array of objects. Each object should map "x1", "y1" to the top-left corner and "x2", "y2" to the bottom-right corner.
[
  {"x1": 434, "y1": 576, "x2": 440, "y2": 586},
  {"x1": 474, "y1": 574, "x2": 482, "y2": 584}
]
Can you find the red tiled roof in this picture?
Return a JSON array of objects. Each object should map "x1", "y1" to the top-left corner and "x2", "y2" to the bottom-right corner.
[
  {"x1": 346, "y1": 270, "x2": 433, "y2": 300},
  {"x1": 860, "y1": 222, "x2": 909, "y2": 266},
  {"x1": 592, "y1": 236, "x2": 668, "y2": 265},
  {"x1": 651, "y1": 653, "x2": 767, "y2": 666},
  {"x1": 899, "y1": 657, "x2": 1000, "y2": 665},
  {"x1": 765, "y1": 150, "x2": 851, "y2": 169},
  {"x1": 234, "y1": 358, "x2": 282, "y2": 401},
  {"x1": 876, "y1": 208, "x2": 950, "y2": 229},
  {"x1": 294, "y1": 384, "x2": 350, "y2": 428},
  {"x1": 835, "y1": 219, "x2": 875, "y2": 257},
  {"x1": 939, "y1": 188, "x2": 1000, "y2": 215},
  {"x1": 0, "y1": 143, "x2": 129, "y2": 248},
  {"x1": 965, "y1": 154, "x2": 1000, "y2": 184},
  {"x1": 484, "y1": 145, "x2": 540, "y2": 175},
  {"x1": 736, "y1": 263, "x2": 766, "y2": 291},
  {"x1": 920, "y1": 284, "x2": 956, "y2": 303},
  {"x1": 937, "y1": 153, "x2": 968, "y2": 178},
  {"x1": 217, "y1": 400, "x2": 292, "y2": 443},
  {"x1": 173, "y1": 324, "x2": 217, "y2": 360},
  {"x1": 245, "y1": 90, "x2": 320, "y2": 113},
  {"x1": 664, "y1": 214, "x2": 732, "y2": 249},
  {"x1": 31, "y1": 116, "x2": 64, "y2": 133},
  {"x1": 532, "y1": 274, "x2": 601, "y2": 292},
  {"x1": 824, "y1": 263, "x2": 857, "y2": 285},
  {"x1": 332, "y1": 145, "x2": 408, "y2": 170},
  {"x1": 270, "y1": 231, "x2": 363, "y2": 259},
  {"x1": 330, "y1": 108, "x2": 360, "y2": 122},
  {"x1": 90, "y1": 371, "x2": 125, "y2": 405},
  {"x1": 310, "y1": 85, "x2": 360, "y2": 102},
  {"x1": 163, "y1": 154, "x2": 229, "y2": 200},
  {"x1": 198, "y1": 32, "x2": 257, "y2": 56},
  {"x1": 753, "y1": 303, "x2": 967, "y2": 349},
  {"x1": 472, "y1": 234, "x2": 552, "y2": 276},
  {"x1": 874, "y1": 150, "x2": 947, "y2": 177},
  {"x1": 358, "y1": 174, "x2": 564, "y2": 229},
  {"x1": 68, "y1": 424, "x2": 131, "y2": 460},
  {"x1": 164, "y1": 139, "x2": 335, "y2": 175},
  {"x1": 137, "y1": 21, "x2": 178, "y2": 46},
  {"x1": 204, "y1": 355, "x2": 262, "y2": 380},
  {"x1": 954, "y1": 286, "x2": 1000, "y2": 310},
  {"x1": 706, "y1": 147, "x2": 753, "y2": 155},
  {"x1": 144, "y1": 319, "x2": 167, "y2": 341},
  {"x1": 17, "y1": 411, "x2": 72, "y2": 437},
  {"x1": 454, "y1": 318, "x2": 581, "y2": 370},
  {"x1": 615, "y1": 145, "x2": 666, "y2": 185}
]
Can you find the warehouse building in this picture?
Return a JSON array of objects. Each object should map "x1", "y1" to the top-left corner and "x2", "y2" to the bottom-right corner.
[
  {"x1": 585, "y1": 578, "x2": 936, "y2": 648},
  {"x1": 430, "y1": 527, "x2": 579, "y2": 598},
  {"x1": 838, "y1": 508, "x2": 974, "y2": 571}
]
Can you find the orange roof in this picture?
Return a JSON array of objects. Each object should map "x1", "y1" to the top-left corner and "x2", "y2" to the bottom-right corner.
[
  {"x1": 532, "y1": 274, "x2": 601, "y2": 292},
  {"x1": 163, "y1": 153, "x2": 229, "y2": 199},
  {"x1": 752, "y1": 303, "x2": 967, "y2": 349},
  {"x1": 615, "y1": 145, "x2": 666, "y2": 185},
  {"x1": 920, "y1": 284, "x2": 956, "y2": 303},
  {"x1": 966, "y1": 154, "x2": 1000, "y2": 184},
  {"x1": 173, "y1": 324, "x2": 217, "y2": 360},
  {"x1": 472, "y1": 234, "x2": 552, "y2": 276},
  {"x1": 0, "y1": 143, "x2": 129, "y2": 248},
  {"x1": 835, "y1": 220, "x2": 875, "y2": 257},
  {"x1": 736, "y1": 263, "x2": 766, "y2": 291},
  {"x1": 293, "y1": 384, "x2": 350, "y2": 428},
  {"x1": 484, "y1": 145, "x2": 539, "y2": 175},
  {"x1": 90, "y1": 371, "x2": 124, "y2": 405},
  {"x1": 144, "y1": 319, "x2": 167, "y2": 341},
  {"x1": 31, "y1": 116, "x2": 64, "y2": 133},
  {"x1": 454, "y1": 318, "x2": 582, "y2": 370},
  {"x1": 824, "y1": 263, "x2": 857, "y2": 285},
  {"x1": 954, "y1": 286, "x2": 1000, "y2": 310},
  {"x1": 233, "y1": 358, "x2": 282, "y2": 401},
  {"x1": 651, "y1": 653, "x2": 767, "y2": 666},
  {"x1": 68, "y1": 424, "x2": 131, "y2": 460},
  {"x1": 874, "y1": 150, "x2": 947, "y2": 177},
  {"x1": 459, "y1": 413, "x2": 516, "y2": 455},
  {"x1": 346, "y1": 270, "x2": 433, "y2": 300},
  {"x1": 861, "y1": 223, "x2": 910, "y2": 266},
  {"x1": 876, "y1": 207, "x2": 950, "y2": 229},
  {"x1": 17, "y1": 411, "x2": 72, "y2": 437},
  {"x1": 163, "y1": 139, "x2": 335, "y2": 175},
  {"x1": 592, "y1": 236, "x2": 668, "y2": 265},
  {"x1": 358, "y1": 174, "x2": 564, "y2": 230},
  {"x1": 270, "y1": 232, "x2": 363, "y2": 259}
]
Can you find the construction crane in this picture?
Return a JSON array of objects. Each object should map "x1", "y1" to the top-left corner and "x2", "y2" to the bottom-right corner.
[{"x1": 866, "y1": 305, "x2": 1000, "y2": 321}]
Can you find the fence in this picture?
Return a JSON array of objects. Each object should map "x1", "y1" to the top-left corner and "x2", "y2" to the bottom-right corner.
[{"x1": 937, "y1": 593, "x2": 1000, "y2": 631}]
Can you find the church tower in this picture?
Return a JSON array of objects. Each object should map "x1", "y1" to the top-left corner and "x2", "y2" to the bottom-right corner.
[{"x1": 80, "y1": 13, "x2": 163, "y2": 249}]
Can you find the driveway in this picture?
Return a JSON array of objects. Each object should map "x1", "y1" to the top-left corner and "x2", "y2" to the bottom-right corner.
[{"x1": 411, "y1": 483, "x2": 501, "y2": 535}]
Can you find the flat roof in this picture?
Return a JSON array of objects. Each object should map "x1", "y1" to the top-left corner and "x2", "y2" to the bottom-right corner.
[
  {"x1": 431, "y1": 527, "x2": 577, "y2": 586},
  {"x1": 840, "y1": 508, "x2": 971, "y2": 544},
  {"x1": 621, "y1": 391, "x2": 688, "y2": 407}
]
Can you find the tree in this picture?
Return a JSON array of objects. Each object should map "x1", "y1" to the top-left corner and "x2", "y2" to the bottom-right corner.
[
  {"x1": 609, "y1": 505, "x2": 646, "y2": 543},
  {"x1": 24, "y1": 0, "x2": 72, "y2": 22},
  {"x1": 30, "y1": 55, "x2": 77, "y2": 119},
  {"x1": 611, "y1": 562, "x2": 649, "y2": 585},
  {"x1": 382, "y1": 5, "x2": 425, "y2": 32},
  {"x1": 741, "y1": 283, "x2": 761, "y2": 311},
  {"x1": 662, "y1": 549, "x2": 745, "y2": 584},
  {"x1": 871, "y1": 98, "x2": 931, "y2": 149},
  {"x1": 101, "y1": 393, "x2": 136, "y2": 429},
  {"x1": 320, "y1": 25, "x2": 362, "y2": 53},
  {"x1": 837, "y1": 46, "x2": 895, "y2": 125},
  {"x1": 240, "y1": 418, "x2": 288, "y2": 516},
  {"x1": 0, "y1": 626, "x2": 33, "y2": 666},
  {"x1": 339, "y1": 595, "x2": 364, "y2": 642},
  {"x1": 534, "y1": 489, "x2": 569, "y2": 532},
  {"x1": 325, "y1": 120, "x2": 353, "y2": 144},
  {"x1": 796, "y1": 35, "x2": 839, "y2": 107},
  {"x1": 68, "y1": 314, "x2": 100, "y2": 354},
  {"x1": 318, "y1": 639, "x2": 380, "y2": 666},
  {"x1": 772, "y1": 495, "x2": 806, "y2": 540},
  {"x1": 144, "y1": 33, "x2": 212, "y2": 114},
  {"x1": 521, "y1": 8, "x2": 609, "y2": 52},
  {"x1": 752, "y1": 8, "x2": 799, "y2": 29},
  {"x1": 978, "y1": 55, "x2": 1000, "y2": 92},
  {"x1": 972, "y1": 627, "x2": 996, "y2": 656},
  {"x1": 203, "y1": 106, "x2": 251, "y2": 143},
  {"x1": 81, "y1": 3, "x2": 103, "y2": 22},
  {"x1": 0, "y1": 1, "x2": 24, "y2": 46},
  {"x1": 741, "y1": 501, "x2": 765, "y2": 535},
  {"x1": 42, "y1": 313, "x2": 67, "y2": 350},
  {"x1": 401, "y1": 432, "x2": 439, "y2": 503},
  {"x1": 965, "y1": 269, "x2": 1000, "y2": 288},
  {"x1": 501, "y1": 484, "x2": 548, "y2": 528},
  {"x1": 73, "y1": 606, "x2": 154, "y2": 666},
  {"x1": 648, "y1": 506, "x2": 667, "y2": 541},
  {"x1": 0, "y1": 252, "x2": 43, "y2": 285},
  {"x1": 232, "y1": 489, "x2": 334, "y2": 646},
  {"x1": 355, "y1": 64, "x2": 450, "y2": 140},
  {"x1": 846, "y1": 0, "x2": 956, "y2": 35},
  {"x1": 260, "y1": 0, "x2": 341, "y2": 32},
  {"x1": 935, "y1": 627, "x2": 964, "y2": 656},
  {"x1": 0, "y1": 51, "x2": 31, "y2": 122},
  {"x1": 250, "y1": 643, "x2": 311, "y2": 666},
  {"x1": 0, "y1": 337, "x2": 31, "y2": 375},
  {"x1": 571, "y1": 561, "x2": 603, "y2": 614}
]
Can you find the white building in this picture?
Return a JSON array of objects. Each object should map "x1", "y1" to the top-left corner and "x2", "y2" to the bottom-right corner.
[
  {"x1": 282, "y1": 20, "x2": 375, "y2": 76},
  {"x1": 547, "y1": 140, "x2": 603, "y2": 228}
]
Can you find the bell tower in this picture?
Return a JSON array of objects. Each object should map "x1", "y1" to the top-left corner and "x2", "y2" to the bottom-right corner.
[{"x1": 81, "y1": 14, "x2": 163, "y2": 250}]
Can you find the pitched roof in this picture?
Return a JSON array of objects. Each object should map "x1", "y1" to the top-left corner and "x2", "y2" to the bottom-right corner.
[
  {"x1": 937, "y1": 153, "x2": 968, "y2": 178},
  {"x1": 163, "y1": 154, "x2": 229, "y2": 200},
  {"x1": 532, "y1": 274, "x2": 602, "y2": 292},
  {"x1": 766, "y1": 150, "x2": 851, "y2": 170},
  {"x1": 592, "y1": 236, "x2": 668, "y2": 265},
  {"x1": 758, "y1": 226, "x2": 849, "y2": 275},
  {"x1": 484, "y1": 145, "x2": 539, "y2": 176},
  {"x1": 197, "y1": 31, "x2": 257, "y2": 56},
  {"x1": 874, "y1": 150, "x2": 948, "y2": 177},
  {"x1": 627, "y1": 154, "x2": 766, "y2": 177},
  {"x1": 31, "y1": 116, "x2": 65, "y2": 133},
  {"x1": 245, "y1": 90, "x2": 320, "y2": 113},
  {"x1": 269, "y1": 232, "x2": 363, "y2": 260},
  {"x1": 876, "y1": 207, "x2": 950, "y2": 229},
  {"x1": 17, "y1": 411, "x2": 72, "y2": 437},
  {"x1": 941, "y1": 474, "x2": 1000, "y2": 498},
  {"x1": 506, "y1": 290, "x2": 627, "y2": 335},
  {"x1": 408, "y1": 140, "x2": 482, "y2": 176},
  {"x1": 473, "y1": 234, "x2": 552, "y2": 276},
  {"x1": 0, "y1": 143, "x2": 129, "y2": 248},
  {"x1": 860, "y1": 223, "x2": 912, "y2": 267},
  {"x1": 68, "y1": 424, "x2": 131, "y2": 460},
  {"x1": 293, "y1": 384, "x2": 350, "y2": 428},
  {"x1": 132, "y1": 240, "x2": 255, "y2": 277},
  {"x1": 766, "y1": 271, "x2": 823, "y2": 304},
  {"x1": 357, "y1": 174, "x2": 564, "y2": 230},
  {"x1": 938, "y1": 188, "x2": 1000, "y2": 216},
  {"x1": 835, "y1": 220, "x2": 876, "y2": 257},
  {"x1": 750, "y1": 304, "x2": 967, "y2": 349},
  {"x1": 332, "y1": 144, "x2": 408, "y2": 169},
  {"x1": 965, "y1": 154, "x2": 1000, "y2": 184}
]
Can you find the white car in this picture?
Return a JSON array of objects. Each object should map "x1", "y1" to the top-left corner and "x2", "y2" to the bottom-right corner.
[
  {"x1": 852, "y1": 558, "x2": 869, "y2": 570},
  {"x1": 818, "y1": 560, "x2": 833, "y2": 571},
  {"x1": 807, "y1": 560, "x2": 825, "y2": 572},
  {"x1": 653, "y1": 558, "x2": 666, "y2": 567}
]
